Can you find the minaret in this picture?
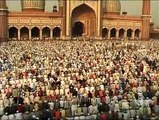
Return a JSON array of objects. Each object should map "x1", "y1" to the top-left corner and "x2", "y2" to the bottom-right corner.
[
  {"x1": 142, "y1": 0, "x2": 151, "y2": 40},
  {"x1": 0, "y1": 0, "x2": 8, "y2": 41},
  {"x1": 59, "y1": 0, "x2": 66, "y2": 37}
]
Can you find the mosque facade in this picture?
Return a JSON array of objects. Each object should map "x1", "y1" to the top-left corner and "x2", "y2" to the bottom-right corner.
[{"x1": 0, "y1": 0, "x2": 151, "y2": 41}]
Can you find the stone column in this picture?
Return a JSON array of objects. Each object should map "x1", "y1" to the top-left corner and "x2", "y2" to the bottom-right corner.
[
  {"x1": 18, "y1": 29, "x2": 20, "y2": 40},
  {"x1": 116, "y1": 30, "x2": 119, "y2": 39},
  {"x1": 66, "y1": 1, "x2": 70, "y2": 37},
  {"x1": 132, "y1": 31, "x2": 135, "y2": 40},
  {"x1": 40, "y1": 29, "x2": 42, "y2": 40},
  {"x1": 108, "y1": 30, "x2": 110, "y2": 39},
  {"x1": 50, "y1": 29, "x2": 53, "y2": 39},
  {"x1": 29, "y1": 29, "x2": 31, "y2": 40},
  {"x1": 97, "y1": 0, "x2": 101, "y2": 36},
  {"x1": 124, "y1": 31, "x2": 127, "y2": 40},
  {"x1": 139, "y1": 32, "x2": 142, "y2": 39},
  {"x1": 62, "y1": 0, "x2": 66, "y2": 37}
]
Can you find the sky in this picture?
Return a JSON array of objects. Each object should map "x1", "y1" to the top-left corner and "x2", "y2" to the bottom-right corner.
[{"x1": 6, "y1": 0, "x2": 159, "y2": 26}]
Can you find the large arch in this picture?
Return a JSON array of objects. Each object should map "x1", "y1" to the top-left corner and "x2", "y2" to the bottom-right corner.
[
  {"x1": 110, "y1": 28, "x2": 117, "y2": 39},
  {"x1": 31, "y1": 27, "x2": 40, "y2": 39},
  {"x1": 53, "y1": 27, "x2": 61, "y2": 38},
  {"x1": 72, "y1": 21, "x2": 84, "y2": 37},
  {"x1": 72, "y1": 4, "x2": 96, "y2": 37},
  {"x1": 9, "y1": 27, "x2": 18, "y2": 40},
  {"x1": 119, "y1": 28, "x2": 125, "y2": 39},
  {"x1": 20, "y1": 27, "x2": 29, "y2": 40},
  {"x1": 42, "y1": 27, "x2": 50, "y2": 40},
  {"x1": 127, "y1": 29, "x2": 133, "y2": 39},
  {"x1": 102, "y1": 28, "x2": 109, "y2": 39},
  {"x1": 135, "y1": 29, "x2": 141, "y2": 39}
]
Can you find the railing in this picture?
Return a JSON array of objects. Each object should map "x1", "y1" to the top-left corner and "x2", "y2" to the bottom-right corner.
[{"x1": 7, "y1": 38, "x2": 153, "y2": 42}]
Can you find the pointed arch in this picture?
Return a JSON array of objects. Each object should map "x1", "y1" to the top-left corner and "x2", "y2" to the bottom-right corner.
[
  {"x1": 127, "y1": 29, "x2": 133, "y2": 39},
  {"x1": 53, "y1": 27, "x2": 61, "y2": 38},
  {"x1": 110, "y1": 28, "x2": 117, "y2": 39},
  {"x1": 135, "y1": 29, "x2": 141, "y2": 39},
  {"x1": 42, "y1": 27, "x2": 50, "y2": 39},
  {"x1": 31, "y1": 27, "x2": 40, "y2": 39},
  {"x1": 119, "y1": 28, "x2": 125, "y2": 39},
  {"x1": 71, "y1": 4, "x2": 96, "y2": 37},
  {"x1": 102, "y1": 28, "x2": 109, "y2": 39},
  {"x1": 72, "y1": 21, "x2": 84, "y2": 37},
  {"x1": 9, "y1": 27, "x2": 18, "y2": 40},
  {"x1": 20, "y1": 27, "x2": 29, "y2": 40}
]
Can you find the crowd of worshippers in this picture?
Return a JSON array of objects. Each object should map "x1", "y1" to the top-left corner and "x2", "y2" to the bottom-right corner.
[{"x1": 0, "y1": 40, "x2": 159, "y2": 120}]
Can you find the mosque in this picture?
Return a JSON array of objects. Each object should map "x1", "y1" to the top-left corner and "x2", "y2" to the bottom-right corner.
[{"x1": 0, "y1": 0, "x2": 151, "y2": 41}]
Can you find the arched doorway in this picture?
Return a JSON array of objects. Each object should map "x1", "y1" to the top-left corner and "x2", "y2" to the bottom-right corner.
[
  {"x1": 110, "y1": 28, "x2": 117, "y2": 39},
  {"x1": 72, "y1": 21, "x2": 84, "y2": 37},
  {"x1": 119, "y1": 28, "x2": 125, "y2": 39},
  {"x1": 42, "y1": 27, "x2": 50, "y2": 40},
  {"x1": 31, "y1": 27, "x2": 40, "y2": 40},
  {"x1": 135, "y1": 29, "x2": 141, "y2": 39},
  {"x1": 127, "y1": 29, "x2": 133, "y2": 40},
  {"x1": 72, "y1": 4, "x2": 96, "y2": 37},
  {"x1": 9, "y1": 27, "x2": 18, "y2": 40},
  {"x1": 53, "y1": 27, "x2": 61, "y2": 38},
  {"x1": 102, "y1": 28, "x2": 109, "y2": 39},
  {"x1": 20, "y1": 27, "x2": 29, "y2": 40}
]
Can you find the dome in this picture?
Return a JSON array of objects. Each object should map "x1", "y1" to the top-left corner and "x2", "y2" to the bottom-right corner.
[
  {"x1": 21, "y1": 0, "x2": 45, "y2": 12},
  {"x1": 103, "y1": 0, "x2": 121, "y2": 15}
]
